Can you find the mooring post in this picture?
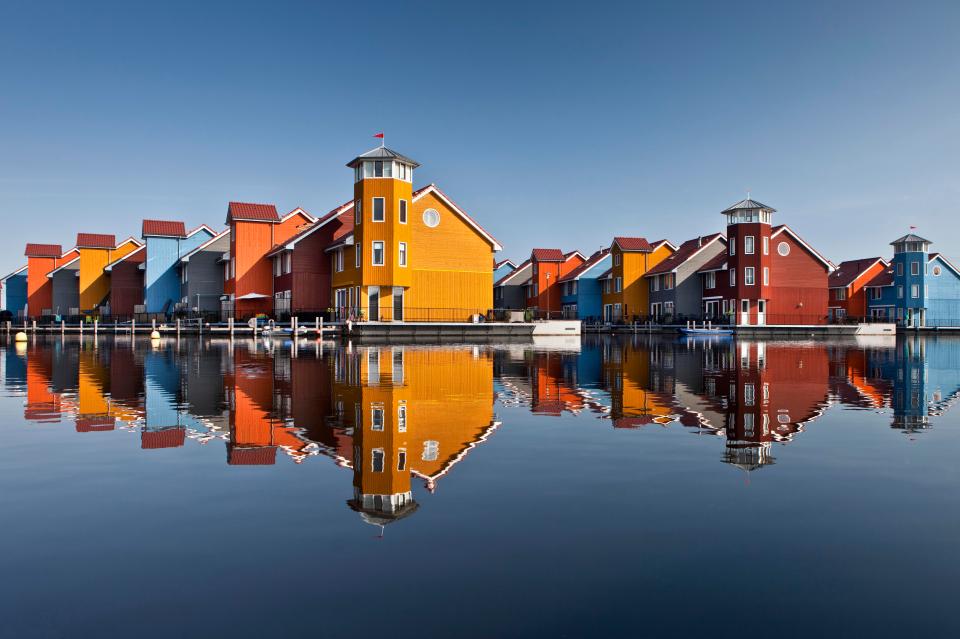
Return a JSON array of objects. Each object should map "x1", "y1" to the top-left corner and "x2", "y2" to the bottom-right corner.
[
  {"x1": 131, "y1": 317, "x2": 136, "y2": 336},
  {"x1": 228, "y1": 317, "x2": 234, "y2": 336},
  {"x1": 94, "y1": 319, "x2": 98, "y2": 336},
  {"x1": 79, "y1": 319, "x2": 83, "y2": 336},
  {"x1": 31, "y1": 320, "x2": 36, "y2": 334},
  {"x1": 176, "y1": 318, "x2": 181, "y2": 338},
  {"x1": 61, "y1": 320, "x2": 65, "y2": 335},
  {"x1": 152, "y1": 318, "x2": 156, "y2": 331}
]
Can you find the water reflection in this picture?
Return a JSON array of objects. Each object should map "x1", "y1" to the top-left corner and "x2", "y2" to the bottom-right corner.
[{"x1": 4, "y1": 333, "x2": 960, "y2": 527}]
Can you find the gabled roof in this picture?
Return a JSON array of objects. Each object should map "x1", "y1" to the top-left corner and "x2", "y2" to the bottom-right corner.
[
  {"x1": 227, "y1": 202, "x2": 280, "y2": 223},
  {"x1": 929, "y1": 252, "x2": 960, "y2": 278},
  {"x1": 279, "y1": 206, "x2": 318, "y2": 225},
  {"x1": 24, "y1": 243, "x2": 64, "y2": 258},
  {"x1": 323, "y1": 232, "x2": 355, "y2": 253},
  {"x1": 411, "y1": 183, "x2": 502, "y2": 251},
  {"x1": 346, "y1": 145, "x2": 420, "y2": 169},
  {"x1": 0, "y1": 265, "x2": 27, "y2": 281},
  {"x1": 558, "y1": 249, "x2": 611, "y2": 283},
  {"x1": 104, "y1": 245, "x2": 146, "y2": 272},
  {"x1": 891, "y1": 233, "x2": 931, "y2": 245},
  {"x1": 864, "y1": 264, "x2": 894, "y2": 288},
  {"x1": 613, "y1": 237, "x2": 652, "y2": 252},
  {"x1": 771, "y1": 225, "x2": 834, "y2": 271},
  {"x1": 596, "y1": 267, "x2": 613, "y2": 280},
  {"x1": 531, "y1": 248, "x2": 565, "y2": 262},
  {"x1": 266, "y1": 201, "x2": 352, "y2": 258},
  {"x1": 495, "y1": 259, "x2": 517, "y2": 271},
  {"x1": 495, "y1": 259, "x2": 532, "y2": 287},
  {"x1": 645, "y1": 234, "x2": 725, "y2": 276},
  {"x1": 722, "y1": 198, "x2": 777, "y2": 213},
  {"x1": 828, "y1": 257, "x2": 886, "y2": 288},
  {"x1": 46, "y1": 255, "x2": 80, "y2": 278},
  {"x1": 180, "y1": 229, "x2": 230, "y2": 263},
  {"x1": 696, "y1": 251, "x2": 728, "y2": 274},
  {"x1": 142, "y1": 219, "x2": 186, "y2": 238},
  {"x1": 76, "y1": 233, "x2": 116, "y2": 249}
]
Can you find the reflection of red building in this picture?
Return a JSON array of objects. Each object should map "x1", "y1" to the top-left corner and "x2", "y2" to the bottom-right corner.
[{"x1": 25, "y1": 349, "x2": 61, "y2": 422}]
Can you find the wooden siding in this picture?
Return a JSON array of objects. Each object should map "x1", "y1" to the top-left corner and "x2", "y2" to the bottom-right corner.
[
  {"x1": 110, "y1": 254, "x2": 145, "y2": 317},
  {"x1": 767, "y1": 232, "x2": 829, "y2": 324},
  {"x1": 78, "y1": 241, "x2": 140, "y2": 312},
  {"x1": 276, "y1": 211, "x2": 354, "y2": 312},
  {"x1": 602, "y1": 243, "x2": 675, "y2": 319}
]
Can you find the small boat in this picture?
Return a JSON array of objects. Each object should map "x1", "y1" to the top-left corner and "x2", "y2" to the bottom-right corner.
[{"x1": 679, "y1": 327, "x2": 734, "y2": 335}]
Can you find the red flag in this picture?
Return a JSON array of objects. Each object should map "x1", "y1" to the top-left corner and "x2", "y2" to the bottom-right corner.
[
  {"x1": 373, "y1": 132, "x2": 384, "y2": 139},
  {"x1": 910, "y1": 225, "x2": 917, "y2": 230}
]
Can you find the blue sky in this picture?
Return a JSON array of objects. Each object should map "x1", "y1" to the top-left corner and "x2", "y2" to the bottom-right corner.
[{"x1": 1, "y1": 0, "x2": 958, "y2": 271}]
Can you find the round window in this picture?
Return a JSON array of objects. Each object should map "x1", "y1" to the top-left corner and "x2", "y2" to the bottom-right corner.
[
  {"x1": 777, "y1": 241, "x2": 791, "y2": 256},
  {"x1": 422, "y1": 208, "x2": 440, "y2": 228},
  {"x1": 933, "y1": 265, "x2": 942, "y2": 276}
]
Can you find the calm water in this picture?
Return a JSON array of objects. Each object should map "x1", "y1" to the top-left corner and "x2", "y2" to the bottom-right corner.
[{"x1": 1, "y1": 333, "x2": 959, "y2": 638}]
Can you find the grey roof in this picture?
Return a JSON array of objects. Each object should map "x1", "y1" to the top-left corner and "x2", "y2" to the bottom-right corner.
[
  {"x1": 890, "y1": 233, "x2": 931, "y2": 245},
  {"x1": 346, "y1": 145, "x2": 420, "y2": 169},
  {"x1": 721, "y1": 198, "x2": 777, "y2": 213}
]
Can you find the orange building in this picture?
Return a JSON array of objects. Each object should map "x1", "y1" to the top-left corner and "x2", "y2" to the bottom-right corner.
[
  {"x1": 600, "y1": 237, "x2": 675, "y2": 322},
  {"x1": 827, "y1": 257, "x2": 888, "y2": 321},
  {"x1": 524, "y1": 249, "x2": 585, "y2": 316},
  {"x1": 224, "y1": 203, "x2": 316, "y2": 318},
  {"x1": 24, "y1": 243, "x2": 78, "y2": 318},
  {"x1": 76, "y1": 233, "x2": 142, "y2": 314},
  {"x1": 330, "y1": 146, "x2": 502, "y2": 322}
]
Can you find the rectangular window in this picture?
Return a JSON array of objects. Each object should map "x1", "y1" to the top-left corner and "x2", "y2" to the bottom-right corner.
[
  {"x1": 836, "y1": 288, "x2": 847, "y2": 300},
  {"x1": 615, "y1": 277, "x2": 622, "y2": 293},
  {"x1": 763, "y1": 236, "x2": 769, "y2": 255},
  {"x1": 371, "y1": 407, "x2": 384, "y2": 431},
  {"x1": 363, "y1": 162, "x2": 374, "y2": 179},
  {"x1": 897, "y1": 286, "x2": 904, "y2": 299},
  {"x1": 762, "y1": 267, "x2": 769, "y2": 286},
  {"x1": 911, "y1": 284, "x2": 919, "y2": 298},
  {"x1": 744, "y1": 236, "x2": 755, "y2": 254},
  {"x1": 398, "y1": 242, "x2": 407, "y2": 267},
  {"x1": 729, "y1": 268, "x2": 736, "y2": 286},
  {"x1": 372, "y1": 241, "x2": 385, "y2": 266},
  {"x1": 744, "y1": 267, "x2": 755, "y2": 285},
  {"x1": 729, "y1": 241, "x2": 736, "y2": 256},
  {"x1": 283, "y1": 252, "x2": 292, "y2": 274},
  {"x1": 368, "y1": 349, "x2": 380, "y2": 385},
  {"x1": 651, "y1": 276, "x2": 659, "y2": 292},
  {"x1": 897, "y1": 263, "x2": 903, "y2": 276},
  {"x1": 397, "y1": 449, "x2": 407, "y2": 471},
  {"x1": 398, "y1": 404, "x2": 407, "y2": 432},
  {"x1": 911, "y1": 261, "x2": 920, "y2": 275},
  {"x1": 355, "y1": 244, "x2": 361, "y2": 268},
  {"x1": 374, "y1": 160, "x2": 384, "y2": 178},
  {"x1": 705, "y1": 271, "x2": 716, "y2": 289},
  {"x1": 399, "y1": 199, "x2": 408, "y2": 224},
  {"x1": 372, "y1": 197, "x2": 385, "y2": 222},
  {"x1": 273, "y1": 256, "x2": 282, "y2": 277},
  {"x1": 335, "y1": 249, "x2": 344, "y2": 272},
  {"x1": 355, "y1": 199, "x2": 361, "y2": 224},
  {"x1": 372, "y1": 449, "x2": 384, "y2": 472},
  {"x1": 572, "y1": 281, "x2": 577, "y2": 295},
  {"x1": 665, "y1": 274, "x2": 674, "y2": 290},
  {"x1": 181, "y1": 264, "x2": 188, "y2": 284},
  {"x1": 614, "y1": 253, "x2": 621, "y2": 266}
]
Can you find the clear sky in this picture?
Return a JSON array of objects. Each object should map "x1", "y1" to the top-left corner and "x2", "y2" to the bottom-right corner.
[{"x1": 1, "y1": 0, "x2": 958, "y2": 272}]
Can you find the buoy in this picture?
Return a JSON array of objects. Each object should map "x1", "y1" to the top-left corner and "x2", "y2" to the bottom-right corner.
[
  {"x1": 14, "y1": 331, "x2": 27, "y2": 342},
  {"x1": 150, "y1": 330, "x2": 161, "y2": 339}
]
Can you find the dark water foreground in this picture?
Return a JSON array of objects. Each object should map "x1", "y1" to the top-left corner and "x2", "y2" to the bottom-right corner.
[{"x1": 1, "y1": 333, "x2": 958, "y2": 638}]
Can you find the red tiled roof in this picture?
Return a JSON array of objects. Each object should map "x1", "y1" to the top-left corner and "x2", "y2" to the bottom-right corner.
[
  {"x1": 141, "y1": 427, "x2": 186, "y2": 449},
  {"x1": 559, "y1": 249, "x2": 611, "y2": 283},
  {"x1": 495, "y1": 259, "x2": 516, "y2": 270},
  {"x1": 613, "y1": 237, "x2": 652, "y2": 252},
  {"x1": 227, "y1": 202, "x2": 280, "y2": 223},
  {"x1": 531, "y1": 248, "x2": 565, "y2": 262},
  {"x1": 865, "y1": 265, "x2": 894, "y2": 288},
  {"x1": 266, "y1": 201, "x2": 353, "y2": 258},
  {"x1": 696, "y1": 252, "x2": 728, "y2": 273},
  {"x1": 228, "y1": 446, "x2": 277, "y2": 465},
  {"x1": 646, "y1": 234, "x2": 724, "y2": 276},
  {"x1": 829, "y1": 257, "x2": 885, "y2": 288},
  {"x1": 142, "y1": 219, "x2": 187, "y2": 238},
  {"x1": 76, "y1": 416, "x2": 115, "y2": 432},
  {"x1": 24, "y1": 243, "x2": 63, "y2": 258},
  {"x1": 76, "y1": 233, "x2": 116, "y2": 249}
]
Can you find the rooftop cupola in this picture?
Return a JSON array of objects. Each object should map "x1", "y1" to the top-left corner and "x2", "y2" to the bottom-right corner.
[
  {"x1": 722, "y1": 198, "x2": 776, "y2": 226},
  {"x1": 347, "y1": 145, "x2": 419, "y2": 183},
  {"x1": 890, "y1": 233, "x2": 931, "y2": 254}
]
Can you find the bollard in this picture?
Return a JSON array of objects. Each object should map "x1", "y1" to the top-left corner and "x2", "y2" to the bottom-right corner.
[
  {"x1": 131, "y1": 317, "x2": 136, "y2": 336},
  {"x1": 61, "y1": 320, "x2": 65, "y2": 335},
  {"x1": 176, "y1": 318, "x2": 181, "y2": 338},
  {"x1": 31, "y1": 320, "x2": 36, "y2": 333},
  {"x1": 94, "y1": 319, "x2": 98, "y2": 336}
]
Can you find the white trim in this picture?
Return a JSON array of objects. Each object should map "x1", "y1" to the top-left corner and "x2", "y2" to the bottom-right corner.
[
  {"x1": 0, "y1": 264, "x2": 28, "y2": 281},
  {"x1": 180, "y1": 229, "x2": 230, "y2": 263},
  {"x1": 279, "y1": 207, "x2": 318, "y2": 224},
  {"x1": 46, "y1": 255, "x2": 81, "y2": 278},
  {"x1": 274, "y1": 201, "x2": 354, "y2": 254},
  {"x1": 929, "y1": 253, "x2": 960, "y2": 278},
  {"x1": 398, "y1": 198, "x2": 408, "y2": 224},
  {"x1": 371, "y1": 240, "x2": 385, "y2": 266},
  {"x1": 495, "y1": 262, "x2": 532, "y2": 286},
  {"x1": 559, "y1": 253, "x2": 611, "y2": 282},
  {"x1": 371, "y1": 197, "x2": 386, "y2": 223},
  {"x1": 411, "y1": 184, "x2": 503, "y2": 251},
  {"x1": 103, "y1": 244, "x2": 146, "y2": 272},
  {"x1": 770, "y1": 225, "x2": 834, "y2": 271}
]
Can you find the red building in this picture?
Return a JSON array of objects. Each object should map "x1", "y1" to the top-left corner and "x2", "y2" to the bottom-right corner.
[
  {"x1": 266, "y1": 201, "x2": 354, "y2": 316},
  {"x1": 827, "y1": 257, "x2": 887, "y2": 321},
  {"x1": 104, "y1": 244, "x2": 146, "y2": 317},
  {"x1": 524, "y1": 248, "x2": 584, "y2": 315},
  {"x1": 699, "y1": 199, "x2": 834, "y2": 326}
]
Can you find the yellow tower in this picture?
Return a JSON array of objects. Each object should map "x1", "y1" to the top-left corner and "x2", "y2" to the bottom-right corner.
[{"x1": 347, "y1": 146, "x2": 419, "y2": 321}]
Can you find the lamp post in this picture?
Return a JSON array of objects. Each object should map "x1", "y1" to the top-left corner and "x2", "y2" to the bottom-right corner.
[{"x1": 546, "y1": 271, "x2": 551, "y2": 319}]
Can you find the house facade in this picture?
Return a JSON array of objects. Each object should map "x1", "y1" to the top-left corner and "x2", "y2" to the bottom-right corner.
[
  {"x1": 76, "y1": 234, "x2": 142, "y2": 314},
  {"x1": 331, "y1": 146, "x2": 502, "y2": 322},
  {"x1": 601, "y1": 237, "x2": 675, "y2": 322},
  {"x1": 494, "y1": 259, "x2": 532, "y2": 311},
  {"x1": 866, "y1": 234, "x2": 960, "y2": 327},
  {"x1": 645, "y1": 233, "x2": 726, "y2": 321},
  {"x1": 827, "y1": 257, "x2": 888, "y2": 321},
  {"x1": 179, "y1": 230, "x2": 230, "y2": 315},
  {"x1": 49, "y1": 255, "x2": 80, "y2": 316},
  {"x1": 142, "y1": 220, "x2": 215, "y2": 315},
  {"x1": 558, "y1": 248, "x2": 611, "y2": 320},
  {"x1": 1, "y1": 265, "x2": 28, "y2": 318},
  {"x1": 267, "y1": 202, "x2": 354, "y2": 317},
  {"x1": 524, "y1": 249, "x2": 585, "y2": 316},
  {"x1": 494, "y1": 259, "x2": 516, "y2": 283},
  {"x1": 25, "y1": 244, "x2": 78, "y2": 318},
  {"x1": 104, "y1": 245, "x2": 146, "y2": 317}
]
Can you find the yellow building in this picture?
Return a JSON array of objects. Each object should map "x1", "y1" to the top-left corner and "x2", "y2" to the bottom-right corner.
[
  {"x1": 600, "y1": 237, "x2": 675, "y2": 322},
  {"x1": 76, "y1": 233, "x2": 142, "y2": 313},
  {"x1": 331, "y1": 146, "x2": 502, "y2": 322}
]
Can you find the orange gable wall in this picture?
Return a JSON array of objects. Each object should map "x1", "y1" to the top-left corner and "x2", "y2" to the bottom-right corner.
[
  {"x1": 78, "y1": 241, "x2": 140, "y2": 312},
  {"x1": 831, "y1": 260, "x2": 886, "y2": 319},
  {"x1": 231, "y1": 213, "x2": 313, "y2": 316},
  {"x1": 26, "y1": 256, "x2": 57, "y2": 318}
]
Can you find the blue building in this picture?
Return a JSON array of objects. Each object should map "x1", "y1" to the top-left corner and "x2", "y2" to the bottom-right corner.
[
  {"x1": 866, "y1": 234, "x2": 960, "y2": 327},
  {"x1": 142, "y1": 220, "x2": 215, "y2": 315},
  {"x1": 558, "y1": 248, "x2": 611, "y2": 320},
  {"x1": 494, "y1": 259, "x2": 517, "y2": 283},
  {"x1": 0, "y1": 265, "x2": 28, "y2": 318}
]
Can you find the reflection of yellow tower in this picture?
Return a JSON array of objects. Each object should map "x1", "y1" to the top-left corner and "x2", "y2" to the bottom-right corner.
[{"x1": 347, "y1": 146, "x2": 418, "y2": 321}]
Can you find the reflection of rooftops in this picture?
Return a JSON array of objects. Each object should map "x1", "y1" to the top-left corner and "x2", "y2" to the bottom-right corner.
[
  {"x1": 141, "y1": 427, "x2": 186, "y2": 449},
  {"x1": 228, "y1": 446, "x2": 277, "y2": 465},
  {"x1": 722, "y1": 441, "x2": 775, "y2": 471}
]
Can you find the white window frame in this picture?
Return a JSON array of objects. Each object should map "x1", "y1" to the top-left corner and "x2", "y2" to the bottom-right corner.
[
  {"x1": 355, "y1": 199, "x2": 361, "y2": 224},
  {"x1": 372, "y1": 197, "x2": 385, "y2": 222},
  {"x1": 371, "y1": 406, "x2": 385, "y2": 431},
  {"x1": 911, "y1": 284, "x2": 919, "y2": 299},
  {"x1": 744, "y1": 267, "x2": 755, "y2": 286},
  {"x1": 399, "y1": 199, "x2": 408, "y2": 224},
  {"x1": 273, "y1": 255, "x2": 282, "y2": 277},
  {"x1": 762, "y1": 267, "x2": 769, "y2": 286},
  {"x1": 283, "y1": 252, "x2": 292, "y2": 274},
  {"x1": 911, "y1": 261, "x2": 920, "y2": 276},
  {"x1": 355, "y1": 244, "x2": 361, "y2": 268},
  {"x1": 744, "y1": 236, "x2": 755, "y2": 255},
  {"x1": 371, "y1": 241, "x2": 385, "y2": 266},
  {"x1": 763, "y1": 236, "x2": 769, "y2": 255},
  {"x1": 729, "y1": 268, "x2": 736, "y2": 286},
  {"x1": 615, "y1": 277, "x2": 623, "y2": 293},
  {"x1": 335, "y1": 248, "x2": 344, "y2": 273},
  {"x1": 398, "y1": 242, "x2": 407, "y2": 267}
]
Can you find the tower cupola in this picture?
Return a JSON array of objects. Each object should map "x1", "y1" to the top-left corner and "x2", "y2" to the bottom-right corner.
[
  {"x1": 891, "y1": 233, "x2": 931, "y2": 255},
  {"x1": 347, "y1": 146, "x2": 419, "y2": 183},
  {"x1": 722, "y1": 198, "x2": 776, "y2": 226}
]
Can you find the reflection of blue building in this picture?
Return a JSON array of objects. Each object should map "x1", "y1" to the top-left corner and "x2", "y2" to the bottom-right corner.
[
  {"x1": 886, "y1": 337, "x2": 960, "y2": 431},
  {"x1": 144, "y1": 349, "x2": 181, "y2": 431},
  {"x1": 866, "y1": 234, "x2": 960, "y2": 327},
  {"x1": 558, "y1": 249, "x2": 611, "y2": 320},
  {"x1": 0, "y1": 265, "x2": 28, "y2": 318},
  {"x1": 143, "y1": 221, "x2": 215, "y2": 315}
]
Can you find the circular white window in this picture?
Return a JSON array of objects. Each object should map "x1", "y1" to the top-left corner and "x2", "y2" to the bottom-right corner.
[
  {"x1": 933, "y1": 265, "x2": 942, "y2": 276},
  {"x1": 422, "y1": 208, "x2": 440, "y2": 228},
  {"x1": 778, "y1": 414, "x2": 790, "y2": 424},
  {"x1": 777, "y1": 241, "x2": 791, "y2": 256}
]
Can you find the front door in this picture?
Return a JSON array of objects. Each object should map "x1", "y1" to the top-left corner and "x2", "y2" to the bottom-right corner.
[
  {"x1": 740, "y1": 299, "x2": 750, "y2": 326},
  {"x1": 393, "y1": 287, "x2": 404, "y2": 322},
  {"x1": 368, "y1": 287, "x2": 379, "y2": 321},
  {"x1": 757, "y1": 299, "x2": 766, "y2": 326}
]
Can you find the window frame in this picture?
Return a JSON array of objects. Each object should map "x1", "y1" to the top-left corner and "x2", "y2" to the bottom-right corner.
[
  {"x1": 399, "y1": 199, "x2": 408, "y2": 224},
  {"x1": 398, "y1": 241, "x2": 407, "y2": 267},
  {"x1": 372, "y1": 241, "x2": 385, "y2": 266}
]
